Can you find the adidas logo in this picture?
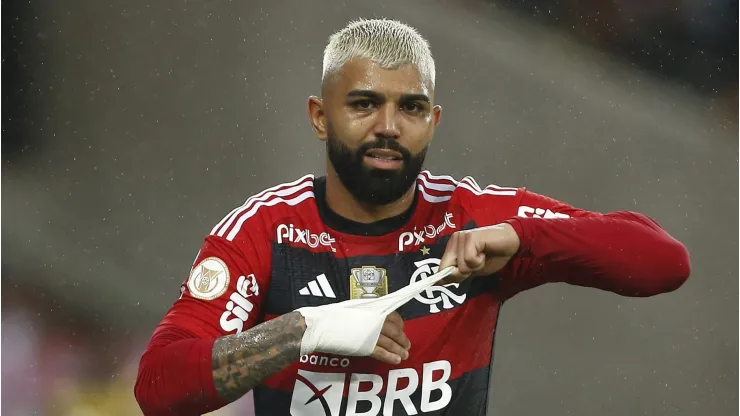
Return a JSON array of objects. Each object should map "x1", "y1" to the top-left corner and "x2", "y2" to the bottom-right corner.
[{"x1": 298, "y1": 274, "x2": 336, "y2": 298}]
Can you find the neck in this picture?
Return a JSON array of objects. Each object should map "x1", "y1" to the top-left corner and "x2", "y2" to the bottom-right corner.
[{"x1": 325, "y1": 164, "x2": 416, "y2": 224}]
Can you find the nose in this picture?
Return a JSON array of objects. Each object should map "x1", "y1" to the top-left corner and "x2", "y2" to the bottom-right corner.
[{"x1": 373, "y1": 104, "x2": 401, "y2": 139}]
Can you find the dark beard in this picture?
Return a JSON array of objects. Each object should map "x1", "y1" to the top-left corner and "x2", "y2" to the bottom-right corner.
[{"x1": 326, "y1": 130, "x2": 427, "y2": 206}]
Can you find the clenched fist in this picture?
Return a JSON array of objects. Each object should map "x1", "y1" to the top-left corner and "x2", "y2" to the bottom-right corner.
[
  {"x1": 438, "y1": 223, "x2": 521, "y2": 284},
  {"x1": 371, "y1": 312, "x2": 411, "y2": 365}
]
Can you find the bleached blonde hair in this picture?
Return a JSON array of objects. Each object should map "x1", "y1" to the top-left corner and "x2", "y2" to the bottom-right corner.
[{"x1": 322, "y1": 18, "x2": 436, "y2": 88}]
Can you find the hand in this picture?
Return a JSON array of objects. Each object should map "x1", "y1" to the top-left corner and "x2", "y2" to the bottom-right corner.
[
  {"x1": 438, "y1": 223, "x2": 521, "y2": 284},
  {"x1": 298, "y1": 283, "x2": 430, "y2": 360},
  {"x1": 370, "y1": 312, "x2": 411, "y2": 365}
]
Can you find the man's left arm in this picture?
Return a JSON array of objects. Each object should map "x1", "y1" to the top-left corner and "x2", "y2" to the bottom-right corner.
[
  {"x1": 442, "y1": 190, "x2": 691, "y2": 299},
  {"x1": 501, "y1": 191, "x2": 691, "y2": 298}
]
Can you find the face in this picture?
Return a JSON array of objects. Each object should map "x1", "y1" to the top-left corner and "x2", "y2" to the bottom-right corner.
[{"x1": 309, "y1": 59, "x2": 442, "y2": 206}]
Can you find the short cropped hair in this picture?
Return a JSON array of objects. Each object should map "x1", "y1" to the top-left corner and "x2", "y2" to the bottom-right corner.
[{"x1": 322, "y1": 18, "x2": 436, "y2": 87}]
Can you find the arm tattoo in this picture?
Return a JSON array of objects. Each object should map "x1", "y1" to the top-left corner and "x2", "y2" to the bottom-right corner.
[{"x1": 211, "y1": 311, "x2": 306, "y2": 402}]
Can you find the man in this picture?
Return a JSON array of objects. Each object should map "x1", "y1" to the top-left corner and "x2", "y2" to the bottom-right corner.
[{"x1": 135, "y1": 18, "x2": 691, "y2": 416}]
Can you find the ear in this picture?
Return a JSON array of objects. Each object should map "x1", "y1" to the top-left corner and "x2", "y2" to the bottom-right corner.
[
  {"x1": 308, "y1": 96, "x2": 328, "y2": 141},
  {"x1": 432, "y1": 105, "x2": 442, "y2": 127}
]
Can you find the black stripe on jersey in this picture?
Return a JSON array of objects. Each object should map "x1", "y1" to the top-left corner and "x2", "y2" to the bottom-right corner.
[
  {"x1": 265, "y1": 221, "x2": 501, "y2": 321},
  {"x1": 252, "y1": 365, "x2": 491, "y2": 416}
]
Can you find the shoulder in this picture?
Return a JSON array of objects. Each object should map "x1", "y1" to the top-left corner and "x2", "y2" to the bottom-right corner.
[
  {"x1": 417, "y1": 170, "x2": 524, "y2": 203},
  {"x1": 416, "y1": 171, "x2": 528, "y2": 225},
  {"x1": 209, "y1": 173, "x2": 317, "y2": 242}
]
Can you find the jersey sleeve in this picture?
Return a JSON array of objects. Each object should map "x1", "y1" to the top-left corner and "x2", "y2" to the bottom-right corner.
[
  {"x1": 157, "y1": 233, "x2": 270, "y2": 340},
  {"x1": 135, "y1": 224, "x2": 272, "y2": 415},
  {"x1": 513, "y1": 189, "x2": 601, "y2": 220},
  {"x1": 470, "y1": 187, "x2": 690, "y2": 300}
]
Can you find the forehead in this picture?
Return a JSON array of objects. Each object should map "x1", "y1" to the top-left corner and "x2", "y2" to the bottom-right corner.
[{"x1": 330, "y1": 58, "x2": 433, "y2": 98}]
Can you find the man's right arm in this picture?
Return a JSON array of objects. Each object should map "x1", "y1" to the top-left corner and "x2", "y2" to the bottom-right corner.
[
  {"x1": 135, "y1": 312, "x2": 305, "y2": 415},
  {"x1": 210, "y1": 311, "x2": 305, "y2": 402},
  {"x1": 135, "y1": 232, "x2": 412, "y2": 415},
  {"x1": 135, "y1": 233, "x2": 277, "y2": 415}
]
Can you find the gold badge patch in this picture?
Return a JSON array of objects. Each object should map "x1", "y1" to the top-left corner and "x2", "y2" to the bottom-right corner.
[
  {"x1": 187, "y1": 257, "x2": 230, "y2": 300},
  {"x1": 349, "y1": 266, "x2": 388, "y2": 299}
]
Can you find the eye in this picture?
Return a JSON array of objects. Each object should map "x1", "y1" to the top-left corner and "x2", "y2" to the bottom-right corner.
[
  {"x1": 352, "y1": 100, "x2": 376, "y2": 110},
  {"x1": 402, "y1": 102, "x2": 423, "y2": 113}
]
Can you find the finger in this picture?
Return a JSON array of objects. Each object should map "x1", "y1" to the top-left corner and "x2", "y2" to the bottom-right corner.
[
  {"x1": 376, "y1": 333, "x2": 410, "y2": 360},
  {"x1": 439, "y1": 232, "x2": 459, "y2": 271},
  {"x1": 370, "y1": 345, "x2": 403, "y2": 365},
  {"x1": 385, "y1": 311, "x2": 404, "y2": 330},
  {"x1": 381, "y1": 319, "x2": 411, "y2": 350},
  {"x1": 470, "y1": 257, "x2": 506, "y2": 277},
  {"x1": 464, "y1": 235, "x2": 486, "y2": 272},
  {"x1": 438, "y1": 275, "x2": 463, "y2": 285},
  {"x1": 457, "y1": 231, "x2": 473, "y2": 275}
]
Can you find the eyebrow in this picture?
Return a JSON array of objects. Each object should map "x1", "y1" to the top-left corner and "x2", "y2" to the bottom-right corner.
[{"x1": 347, "y1": 89, "x2": 430, "y2": 103}]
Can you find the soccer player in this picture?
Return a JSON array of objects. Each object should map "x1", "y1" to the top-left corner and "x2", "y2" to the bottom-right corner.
[{"x1": 134, "y1": 18, "x2": 691, "y2": 416}]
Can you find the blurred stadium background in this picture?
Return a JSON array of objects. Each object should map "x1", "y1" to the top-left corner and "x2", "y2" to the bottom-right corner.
[{"x1": 2, "y1": 0, "x2": 737, "y2": 415}]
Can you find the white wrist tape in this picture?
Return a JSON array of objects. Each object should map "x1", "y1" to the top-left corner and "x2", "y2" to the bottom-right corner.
[
  {"x1": 297, "y1": 306, "x2": 384, "y2": 356},
  {"x1": 297, "y1": 266, "x2": 455, "y2": 357}
]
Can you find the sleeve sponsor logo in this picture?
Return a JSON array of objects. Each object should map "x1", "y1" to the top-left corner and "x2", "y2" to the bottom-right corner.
[
  {"x1": 517, "y1": 205, "x2": 570, "y2": 219},
  {"x1": 187, "y1": 257, "x2": 230, "y2": 301},
  {"x1": 219, "y1": 274, "x2": 260, "y2": 334}
]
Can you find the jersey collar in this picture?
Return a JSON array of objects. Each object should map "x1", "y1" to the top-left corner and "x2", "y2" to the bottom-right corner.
[{"x1": 313, "y1": 176, "x2": 418, "y2": 237}]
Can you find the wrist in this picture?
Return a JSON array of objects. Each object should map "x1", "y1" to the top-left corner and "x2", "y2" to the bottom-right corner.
[
  {"x1": 296, "y1": 305, "x2": 383, "y2": 357},
  {"x1": 289, "y1": 310, "x2": 308, "y2": 332},
  {"x1": 500, "y1": 223, "x2": 521, "y2": 256},
  {"x1": 504, "y1": 218, "x2": 529, "y2": 257},
  {"x1": 285, "y1": 311, "x2": 308, "y2": 354}
]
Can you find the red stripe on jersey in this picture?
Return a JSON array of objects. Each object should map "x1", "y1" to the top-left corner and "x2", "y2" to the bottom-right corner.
[
  {"x1": 272, "y1": 226, "x2": 453, "y2": 258},
  {"x1": 261, "y1": 293, "x2": 501, "y2": 394}
]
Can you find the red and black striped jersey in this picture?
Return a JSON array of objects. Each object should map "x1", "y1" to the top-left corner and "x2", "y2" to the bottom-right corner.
[
  {"x1": 138, "y1": 169, "x2": 690, "y2": 415},
  {"x1": 148, "y1": 169, "x2": 689, "y2": 416},
  {"x1": 160, "y1": 170, "x2": 589, "y2": 416}
]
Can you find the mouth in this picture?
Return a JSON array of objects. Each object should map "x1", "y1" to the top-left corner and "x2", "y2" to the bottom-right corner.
[
  {"x1": 365, "y1": 148, "x2": 403, "y2": 161},
  {"x1": 363, "y1": 148, "x2": 404, "y2": 170}
]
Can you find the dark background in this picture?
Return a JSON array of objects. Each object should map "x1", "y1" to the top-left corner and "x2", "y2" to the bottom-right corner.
[{"x1": 2, "y1": 0, "x2": 737, "y2": 414}]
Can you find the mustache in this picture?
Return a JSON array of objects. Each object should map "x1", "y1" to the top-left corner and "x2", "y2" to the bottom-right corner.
[{"x1": 356, "y1": 138, "x2": 412, "y2": 160}]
